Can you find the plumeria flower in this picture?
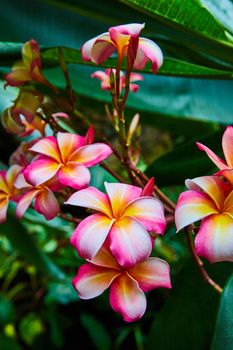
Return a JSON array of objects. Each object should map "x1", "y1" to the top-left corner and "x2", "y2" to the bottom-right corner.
[
  {"x1": 66, "y1": 182, "x2": 166, "y2": 267},
  {"x1": 197, "y1": 126, "x2": 233, "y2": 184},
  {"x1": 82, "y1": 23, "x2": 163, "y2": 73},
  {"x1": 24, "y1": 130, "x2": 112, "y2": 190},
  {"x1": 73, "y1": 243, "x2": 171, "y2": 322},
  {"x1": 91, "y1": 68, "x2": 143, "y2": 92},
  {"x1": 0, "y1": 165, "x2": 22, "y2": 222},
  {"x1": 5, "y1": 40, "x2": 50, "y2": 87},
  {"x1": 15, "y1": 173, "x2": 60, "y2": 220},
  {"x1": 175, "y1": 175, "x2": 233, "y2": 263}
]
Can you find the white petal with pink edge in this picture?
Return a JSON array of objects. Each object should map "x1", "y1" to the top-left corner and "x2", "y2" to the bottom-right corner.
[
  {"x1": 104, "y1": 182, "x2": 142, "y2": 218},
  {"x1": 73, "y1": 263, "x2": 120, "y2": 299},
  {"x1": 122, "y1": 196, "x2": 166, "y2": 233},
  {"x1": 24, "y1": 158, "x2": 61, "y2": 186},
  {"x1": 57, "y1": 132, "x2": 85, "y2": 163},
  {"x1": 57, "y1": 163, "x2": 90, "y2": 190},
  {"x1": 89, "y1": 244, "x2": 120, "y2": 270},
  {"x1": 6, "y1": 165, "x2": 22, "y2": 189},
  {"x1": 129, "y1": 257, "x2": 171, "y2": 292},
  {"x1": 175, "y1": 190, "x2": 218, "y2": 232},
  {"x1": 29, "y1": 136, "x2": 61, "y2": 162},
  {"x1": 110, "y1": 273, "x2": 146, "y2": 322},
  {"x1": 222, "y1": 126, "x2": 233, "y2": 167},
  {"x1": 196, "y1": 142, "x2": 227, "y2": 170},
  {"x1": 134, "y1": 38, "x2": 163, "y2": 73},
  {"x1": 109, "y1": 217, "x2": 152, "y2": 268},
  {"x1": 70, "y1": 214, "x2": 115, "y2": 260},
  {"x1": 34, "y1": 190, "x2": 60, "y2": 220},
  {"x1": 65, "y1": 186, "x2": 113, "y2": 217},
  {"x1": 16, "y1": 189, "x2": 41, "y2": 218},
  {"x1": 69, "y1": 143, "x2": 112, "y2": 167},
  {"x1": 109, "y1": 23, "x2": 145, "y2": 36},
  {"x1": 195, "y1": 214, "x2": 233, "y2": 263}
]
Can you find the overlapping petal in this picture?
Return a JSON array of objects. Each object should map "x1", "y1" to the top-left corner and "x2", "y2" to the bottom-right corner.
[
  {"x1": 129, "y1": 257, "x2": 171, "y2": 292},
  {"x1": 90, "y1": 244, "x2": 120, "y2": 270},
  {"x1": 57, "y1": 163, "x2": 90, "y2": 190},
  {"x1": 73, "y1": 263, "x2": 120, "y2": 299},
  {"x1": 110, "y1": 273, "x2": 147, "y2": 322},
  {"x1": 70, "y1": 214, "x2": 115, "y2": 260},
  {"x1": 29, "y1": 136, "x2": 61, "y2": 162},
  {"x1": 175, "y1": 190, "x2": 218, "y2": 232},
  {"x1": 109, "y1": 217, "x2": 152, "y2": 268},
  {"x1": 57, "y1": 132, "x2": 85, "y2": 163},
  {"x1": 34, "y1": 190, "x2": 60, "y2": 220},
  {"x1": 16, "y1": 189, "x2": 40, "y2": 218},
  {"x1": 122, "y1": 196, "x2": 166, "y2": 233},
  {"x1": 195, "y1": 214, "x2": 233, "y2": 262},
  {"x1": 196, "y1": 142, "x2": 227, "y2": 170},
  {"x1": 69, "y1": 143, "x2": 112, "y2": 167},
  {"x1": 65, "y1": 187, "x2": 113, "y2": 217},
  {"x1": 135, "y1": 38, "x2": 163, "y2": 73},
  {"x1": 24, "y1": 157, "x2": 61, "y2": 186}
]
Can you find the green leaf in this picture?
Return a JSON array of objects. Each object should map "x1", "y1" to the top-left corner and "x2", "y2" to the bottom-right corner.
[
  {"x1": 147, "y1": 259, "x2": 232, "y2": 350},
  {"x1": 0, "y1": 294, "x2": 16, "y2": 325},
  {"x1": 80, "y1": 313, "x2": 112, "y2": 350},
  {"x1": 45, "y1": 279, "x2": 78, "y2": 305},
  {"x1": 0, "y1": 210, "x2": 65, "y2": 281},
  {"x1": 212, "y1": 273, "x2": 233, "y2": 350},
  {"x1": 146, "y1": 129, "x2": 223, "y2": 186},
  {"x1": 89, "y1": 165, "x2": 118, "y2": 192},
  {"x1": 19, "y1": 313, "x2": 44, "y2": 346},
  {"x1": 0, "y1": 334, "x2": 21, "y2": 350}
]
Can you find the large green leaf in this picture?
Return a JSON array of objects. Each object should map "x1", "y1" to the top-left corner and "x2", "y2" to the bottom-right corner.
[
  {"x1": 147, "y1": 259, "x2": 232, "y2": 350},
  {"x1": 212, "y1": 273, "x2": 233, "y2": 350}
]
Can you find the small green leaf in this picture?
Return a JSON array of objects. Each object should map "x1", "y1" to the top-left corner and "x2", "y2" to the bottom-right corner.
[
  {"x1": 0, "y1": 294, "x2": 16, "y2": 325},
  {"x1": 90, "y1": 165, "x2": 118, "y2": 192},
  {"x1": 19, "y1": 313, "x2": 44, "y2": 346},
  {"x1": 45, "y1": 279, "x2": 78, "y2": 305}
]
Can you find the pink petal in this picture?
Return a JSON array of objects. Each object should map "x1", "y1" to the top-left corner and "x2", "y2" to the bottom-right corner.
[
  {"x1": 82, "y1": 36, "x2": 99, "y2": 61},
  {"x1": 185, "y1": 176, "x2": 231, "y2": 211},
  {"x1": 57, "y1": 132, "x2": 85, "y2": 163},
  {"x1": 223, "y1": 190, "x2": 233, "y2": 218},
  {"x1": 91, "y1": 70, "x2": 110, "y2": 90},
  {"x1": 34, "y1": 189, "x2": 60, "y2": 220},
  {"x1": 29, "y1": 136, "x2": 61, "y2": 162},
  {"x1": 134, "y1": 38, "x2": 163, "y2": 73},
  {"x1": 129, "y1": 72, "x2": 144, "y2": 83},
  {"x1": 57, "y1": 163, "x2": 90, "y2": 190},
  {"x1": 0, "y1": 196, "x2": 9, "y2": 223},
  {"x1": 217, "y1": 169, "x2": 233, "y2": 185},
  {"x1": 141, "y1": 177, "x2": 154, "y2": 196},
  {"x1": 129, "y1": 83, "x2": 139, "y2": 92},
  {"x1": 175, "y1": 190, "x2": 218, "y2": 232},
  {"x1": 14, "y1": 172, "x2": 30, "y2": 189},
  {"x1": 70, "y1": 214, "x2": 115, "y2": 260},
  {"x1": 90, "y1": 243, "x2": 120, "y2": 270},
  {"x1": 65, "y1": 186, "x2": 113, "y2": 217},
  {"x1": 16, "y1": 189, "x2": 41, "y2": 218},
  {"x1": 85, "y1": 126, "x2": 95, "y2": 145},
  {"x1": 6, "y1": 165, "x2": 22, "y2": 189},
  {"x1": 109, "y1": 23, "x2": 145, "y2": 37},
  {"x1": 222, "y1": 126, "x2": 233, "y2": 167},
  {"x1": 110, "y1": 273, "x2": 146, "y2": 322},
  {"x1": 24, "y1": 157, "x2": 61, "y2": 186},
  {"x1": 69, "y1": 143, "x2": 112, "y2": 167},
  {"x1": 196, "y1": 142, "x2": 227, "y2": 170},
  {"x1": 122, "y1": 196, "x2": 166, "y2": 234},
  {"x1": 195, "y1": 214, "x2": 233, "y2": 263},
  {"x1": 104, "y1": 182, "x2": 142, "y2": 218},
  {"x1": 73, "y1": 263, "x2": 120, "y2": 299},
  {"x1": 109, "y1": 217, "x2": 152, "y2": 268},
  {"x1": 91, "y1": 35, "x2": 116, "y2": 64},
  {"x1": 129, "y1": 257, "x2": 171, "y2": 292}
]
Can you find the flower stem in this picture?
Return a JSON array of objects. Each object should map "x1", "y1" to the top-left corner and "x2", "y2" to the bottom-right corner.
[{"x1": 57, "y1": 212, "x2": 81, "y2": 224}]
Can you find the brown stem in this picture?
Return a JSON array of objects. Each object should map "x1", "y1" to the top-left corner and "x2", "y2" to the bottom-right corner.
[
  {"x1": 57, "y1": 212, "x2": 81, "y2": 225},
  {"x1": 101, "y1": 162, "x2": 125, "y2": 182},
  {"x1": 186, "y1": 226, "x2": 222, "y2": 294}
]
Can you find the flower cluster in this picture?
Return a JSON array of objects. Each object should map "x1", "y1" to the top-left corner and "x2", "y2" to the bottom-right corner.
[{"x1": 175, "y1": 126, "x2": 233, "y2": 263}]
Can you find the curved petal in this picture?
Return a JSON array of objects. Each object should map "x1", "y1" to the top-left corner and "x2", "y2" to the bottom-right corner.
[
  {"x1": 196, "y1": 142, "x2": 227, "y2": 170},
  {"x1": 129, "y1": 72, "x2": 144, "y2": 83},
  {"x1": 105, "y1": 182, "x2": 142, "y2": 218},
  {"x1": 70, "y1": 214, "x2": 115, "y2": 260},
  {"x1": 57, "y1": 163, "x2": 90, "y2": 190},
  {"x1": 90, "y1": 243, "x2": 120, "y2": 270},
  {"x1": 24, "y1": 158, "x2": 61, "y2": 186},
  {"x1": 29, "y1": 136, "x2": 61, "y2": 162},
  {"x1": 223, "y1": 190, "x2": 233, "y2": 218},
  {"x1": 57, "y1": 132, "x2": 85, "y2": 163},
  {"x1": 34, "y1": 190, "x2": 60, "y2": 220},
  {"x1": 91, "y1": 35, "x2": 116, "y2": 64},
  {"x1": 110, "y1": 273, "x2": 146, "y2": 322},
  {"x1": 0, "y1": 171, "x2": 8, "y2": 194},
  {"x1": 73, "y1": 263, "x2": 120, "y2": 299},
  {"x1": 110, "y1": 23, "x2": 145, "y2": 37},
  {"x1": 217, "y1": 169, "x2": 233, "y2": 185},
  {"x1": 81, "y1": 33, "x2": 110, "y2": 62},
  {"x1": 222, "y1": 126, "x2": 233, "y2": 167},
  {"x1": 5, "y1": 68, "x2": 31, "y2": 86},
  {"x1": 195, "y1": 214, "x2": 233, "y2": 263},
  {"x1": 185, "y1": 176, "x2": 231, "y2": 211},
  {"x1": 0, "y1": 196, "x2": 8, "y2": 223},
  {"x1": 175, "y1": 190, "x2": 218, "y2": 232},
  {"x1": 69, "y1": 143, "x2": 112, "y2": 167},
  {"x1": 122, "y1": 196, "x2": 166, "y2": 234},
  {"x1": 6, "y1": 165, "x2": 22, "y2": 190},
  {"x1": 16, "y1": 189, "x2": 41, "y2": 218},
  {"x1": 13, "y1": 172, "x2": 29, "y2": 190},
  {"x1": 65, "y1": 186, "x2": 113, "y2": 218},
  {"x1": 91, "y1": 70, "x2": 109, "y2": 89},
  {"x1": 134, "y1": 38, "x2": 163, "y2": 73},
  {"x1": 109, "y1": 217, "x2": 152, "y2": 268},
  {"x1": 129, "y1": 257, "x2": 171, "y2": 292}
]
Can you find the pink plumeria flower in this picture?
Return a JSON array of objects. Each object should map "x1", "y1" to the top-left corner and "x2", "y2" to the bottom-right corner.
[
  {"x1": 65, "y1": 182, "x2": 166, "y2": 268},
  {"x1": 15, "y1": 173, "x2": 60, "y2": 220},
  {"x1": 91, "y1": 68, "x2": 143, "y2": 92},
  {"x1": 24, "y1": 130, "x2": 112, "y2": 190},
  {"x1": 82, "y1": 23, "x2": 163, "y2": 73},
  {"x1": 197, "y1": 126, "x2": 233, "y2": 184},
  {"x1": 73, "y1": 243, "x2": 171, "y2": 322},
  {"x1": 175, "y1": 175, "x2": 233, "y2": 263},
  {"x1": 5, "y1": 40, "x2": 50, "y2": 87},
  {"x1": 0, "y1": 165, "x2": 22, "y2": 222}
]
